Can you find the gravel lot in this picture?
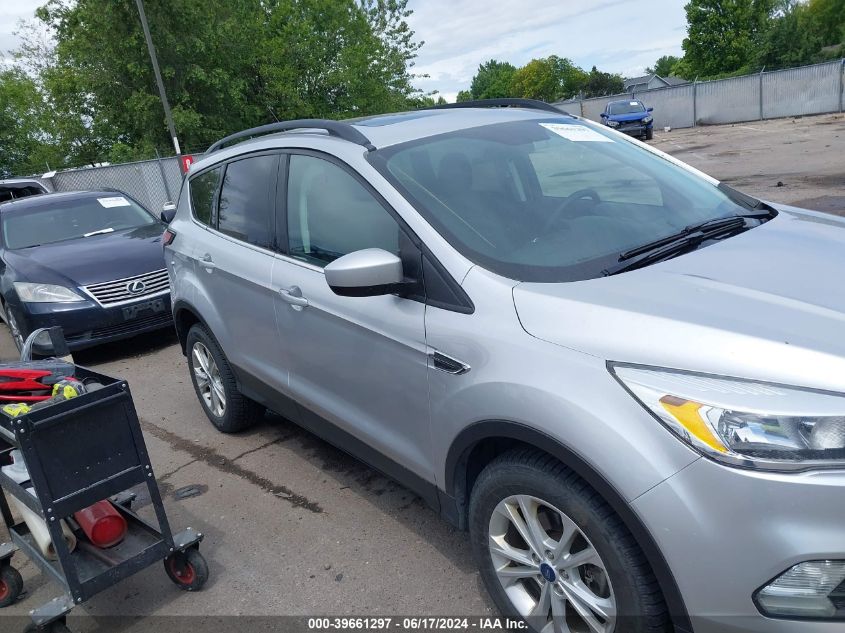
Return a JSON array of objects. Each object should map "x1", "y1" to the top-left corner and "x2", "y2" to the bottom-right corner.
[
  {"x1": 651, "y1": 112, "x2": 845, "y2": 215},
  {"x1": 1, "y1": 113, "x2": 843, "y2": 631}
]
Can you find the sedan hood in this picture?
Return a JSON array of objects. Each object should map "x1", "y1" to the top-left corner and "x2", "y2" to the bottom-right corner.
[
  {"x1": 5, "y1": 223, "x2": 166, "y2": 288},
  {"x1": 607, "y1": 111, "x2": 649, "y2": 123},
  {"x1": 513, "y1": 208, "x2": 845, "y2": 391}
]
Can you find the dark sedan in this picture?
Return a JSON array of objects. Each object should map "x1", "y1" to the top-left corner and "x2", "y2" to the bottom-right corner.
[{"x1": 0, "y1": 190, "x2": 173, "y2": 351}]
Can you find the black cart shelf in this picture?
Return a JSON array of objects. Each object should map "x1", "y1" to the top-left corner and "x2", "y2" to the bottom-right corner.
[{"x1": 0, "y1": 366, "x2": 207, "y2": 632}]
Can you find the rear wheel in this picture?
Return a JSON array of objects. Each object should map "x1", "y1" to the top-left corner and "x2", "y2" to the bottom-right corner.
[
  {"x1": 0, "y1": 565, "x2": 23, "y2": 608},
  {"x1": 469, "y1": 449, "x2": 670, "y2": 633},
  {"x1": 186, "y1": 324, "x2": 263, "y2": 433}
]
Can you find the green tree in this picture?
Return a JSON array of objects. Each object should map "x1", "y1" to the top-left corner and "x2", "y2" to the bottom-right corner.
[
  {"x1": 757, "y1": 0, "x2": 845, "y2": 68},
  {"x1": 646, "y1": 55, "x2": 681, "y2": 76},
  {"x1": 0, "y1": 69, "x2": 54, "y2": 177},
  {"x1": 468, "y1": 60, "x2": 517, "y2": 99},
  {"x1": 510, "y1": 56, "x2": 587, "y2": 101},
  {"x1": 681, "y1": 0, "x2": 774, "y2": 77},
  {"x1": 455, "y1": 90, "x2": 472, "y2": 102},
  {"x1": 23, "y1": 0, "x2": 422, "y2": 164},
  {"x1": 581, "y1": 66, "x2": 624, "y2": 97}
]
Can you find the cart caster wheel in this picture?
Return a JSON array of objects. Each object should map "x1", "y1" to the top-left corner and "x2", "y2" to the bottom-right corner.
[
  {"x1": 0, "y1": 565, "x2": 23, "y2": 607},
  {"x1": 165, "y1": 549, "x2": 208, "y2": 591}
]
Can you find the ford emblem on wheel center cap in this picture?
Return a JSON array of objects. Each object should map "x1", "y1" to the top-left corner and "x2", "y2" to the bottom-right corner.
[
  {"x1": 127, "y1": 280, "x2": 146, "y2": 294},
  {"x1": 539, "y1": 563, "x2": 556, "y2": 583}
]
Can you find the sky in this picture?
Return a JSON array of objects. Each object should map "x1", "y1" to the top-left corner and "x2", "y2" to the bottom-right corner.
[
  {"x1": 2, "y1": 0, "x2": 687, "y2": 101},
  {"x1": 406, "y1": 0, "x2": 688, "y2": 101}
]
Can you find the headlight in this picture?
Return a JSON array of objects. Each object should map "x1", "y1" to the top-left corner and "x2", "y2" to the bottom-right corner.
[
  {"x1": 612, "y1": 364, "x2": 845, "y2": 470},
  {"x1": 14, "y1": 282, "x2": 84, "y2": 303},
  {"x1": 606, "y1": 120, "x2": 619, "y2": 127},
  {"x1": 642, "y1": 115, "x2": 653, "y2": 124}
]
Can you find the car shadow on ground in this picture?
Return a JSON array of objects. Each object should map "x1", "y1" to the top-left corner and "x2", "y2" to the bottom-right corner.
[{"x1": 72, "y1": 328, "x2": 180, "y2": 365}]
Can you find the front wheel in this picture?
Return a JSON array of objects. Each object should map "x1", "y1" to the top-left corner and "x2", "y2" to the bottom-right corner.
[
  {"x1": 468, "y1": 449, "x2": 670, "y2": 633},
  {"x1": 186, "y1": 324, "x2": 263, "y2": 433},
  {"x1": 645, "y1": 128, "x2": 653, "y2": 141},
  {"x1": 2, "y1": 302, "x2": 25, "y2": 353}
]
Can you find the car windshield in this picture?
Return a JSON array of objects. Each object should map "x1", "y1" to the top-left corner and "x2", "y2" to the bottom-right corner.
[
  {"x1": 1, "y1": 194, "x2": 156, "y2": 249},
  {"x1": 371, "y1": 118, "x2": 751, "y2": 282},
  {"x1": 608, "y1": 102, "x2": 645, "y2": 115}
]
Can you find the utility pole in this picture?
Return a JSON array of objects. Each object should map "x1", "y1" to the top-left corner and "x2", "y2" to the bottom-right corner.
[{"x1": 135, "y1": 0, "x2": 181, "y2": 155}]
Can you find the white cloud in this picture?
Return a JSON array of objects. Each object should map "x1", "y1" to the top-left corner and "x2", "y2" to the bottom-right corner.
[
  {"x1": 408, "y1": 0, "x2": 687, "y2": 99},
  {"x1": 0, "y1": 0, "x2": 44, "y2": 62}
]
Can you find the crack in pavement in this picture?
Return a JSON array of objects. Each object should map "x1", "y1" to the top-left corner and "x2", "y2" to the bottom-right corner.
[{"x1": 140, "y1": 418, "x2": 323, "y2": 513}]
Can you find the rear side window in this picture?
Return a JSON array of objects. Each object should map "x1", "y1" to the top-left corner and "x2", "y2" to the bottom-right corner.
[
  {"x1": 218, "y1": 154, "x2": 277, "y2": 248},
  {"x1": 189, "y1": 167, "x2": 221, "y2": 226}
]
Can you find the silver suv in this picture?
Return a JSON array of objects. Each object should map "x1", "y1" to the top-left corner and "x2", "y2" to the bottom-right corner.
[{"x1": 165, "y1": 100, "x2": 845, "y2": 633}]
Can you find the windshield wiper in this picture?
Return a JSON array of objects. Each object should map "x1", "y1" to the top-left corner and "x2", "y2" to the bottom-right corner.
[
  {"x1": 603, "y1": 215, "x2": 748, "y2": 276},
  {"x1": 83, "y1": 227, "x2": 114, "y2": 237}
]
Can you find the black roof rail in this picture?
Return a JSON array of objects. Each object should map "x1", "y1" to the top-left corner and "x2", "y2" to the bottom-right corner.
[
  {"x1": 426, "y1": 98, "x2": 569, "y2": 116},
  {"x1": 207, "y1": 119, "x2": 376, "y2": 153}
]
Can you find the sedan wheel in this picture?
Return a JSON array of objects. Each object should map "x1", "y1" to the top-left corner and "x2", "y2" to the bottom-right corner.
[
  {"x1": 489, "y1": 494, "x2": 616, "y2": 633},
  {"x1": 191, "y1": 341, "x2": 226, "y2": 417},
  {"x1": 5, "y1": 308, "x2": 25, "y2": 352}
]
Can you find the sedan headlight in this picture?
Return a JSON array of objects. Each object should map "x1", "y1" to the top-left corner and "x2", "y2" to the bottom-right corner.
[
  {"x1": 612, "y1": 364, "x2": 845, "y2": 470},
  {"x1": 606, "y1": 120, "x2": 619, "y2": 127},
  {"x1": 642, "y1": 115, "x2": 653, "y2": 124},
  {"x1": 14, "y1": 282, "x2": 84, "y2": 303}
]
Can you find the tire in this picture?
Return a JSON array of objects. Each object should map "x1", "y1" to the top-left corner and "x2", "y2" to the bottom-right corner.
[
  {"x1": 186, "y1": 324, "x2": 263, "y2": 433},
  {"x1": 645, "y1": 128, "x2": 654, "y2": 141},
  {"x1": 0, "y1": 565, "x2": 23, "y2": 608},
  {"x1": 2, "y1": 302, "x2": 25, "y2": 353},
  {"x1": 164, "y1": 548, "x2": 209, "y2": 591},
  {"x1": 468, "y1": 449, "x2": 670, "y2": 633}
]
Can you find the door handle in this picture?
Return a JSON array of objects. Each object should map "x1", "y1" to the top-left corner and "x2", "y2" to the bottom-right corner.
[
  {"x1": 278, "y1": 285, "x2": 309, "y2": 308},
  {"x1": 200, "y1": 254, "x2": 216, "y2": 270}
]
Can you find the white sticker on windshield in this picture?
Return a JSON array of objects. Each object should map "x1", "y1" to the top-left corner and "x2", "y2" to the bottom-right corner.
[
  {"x1": 97, "y1": 196, "x2": 130, "y2": 208},
  {"x1": 630, "y1": 101, "x2": 639, "y2": 106},
  {"x1": 540, "y1": 123, "x2": 613, "y2": 143}
]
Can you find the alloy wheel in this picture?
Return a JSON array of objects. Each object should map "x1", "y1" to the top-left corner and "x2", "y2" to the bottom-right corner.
[
  {"x1": 488, "y1": 494, "x2": 616, "y2": 633},
  {"x1": 191, "y1": 341, "x2": 226, "y2": 417}
]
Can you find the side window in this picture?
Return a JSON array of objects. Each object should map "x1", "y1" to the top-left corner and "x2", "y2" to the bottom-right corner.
[
  {"x1": 189, "y1": 167, "x2": 221, "y2": 226},
  {"x1": 286, "y1": 154, "x2": 400, "y2": 267},
  {"x1": 217, "y1": 154, "x2": 277, "y2": 248}
]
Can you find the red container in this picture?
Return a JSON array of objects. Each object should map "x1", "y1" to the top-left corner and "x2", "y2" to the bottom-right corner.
[{"x1": 73, "y1": 500, "x2": 127, "y2": 548}]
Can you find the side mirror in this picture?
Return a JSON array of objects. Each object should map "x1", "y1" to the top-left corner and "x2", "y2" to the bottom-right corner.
[
  {"x1": 160, "y1": 202, "x2": 177, "y2": 224},
  {"x1": 324, "y1": 248, "x2": 404, "y2": 297},
  {"x1": 599, "y1": 112, "x2": 607, "y2": 118},
  {"x1": 647, "y1": 107, "x2": 654, "y2": 112}
]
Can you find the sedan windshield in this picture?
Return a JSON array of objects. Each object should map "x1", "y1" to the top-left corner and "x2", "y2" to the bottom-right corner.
[
  {"x1": 608, "y1": 101, "x2": 645, "y2": 115},
  {"x1": 2, "y1": 195, "x2": 156, "y2": 249},
  {"x1": 371, "y1": 118, "x2": 753, "y2": 282}
]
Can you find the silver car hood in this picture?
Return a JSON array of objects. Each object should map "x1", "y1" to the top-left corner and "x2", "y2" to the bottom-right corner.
[{"x1": 513, "y1": 207, "x2": 845, "y2": 391}]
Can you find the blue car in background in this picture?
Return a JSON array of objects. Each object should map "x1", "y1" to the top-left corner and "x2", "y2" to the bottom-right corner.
[
  {"x1": 600, "y1": 99, "x2": 654, "y2": 140},
  {"x1": 0, "y1": 190, "x2": 172, "y2": 351}
]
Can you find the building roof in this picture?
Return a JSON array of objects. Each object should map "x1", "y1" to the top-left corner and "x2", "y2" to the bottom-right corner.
[{"x1": 623, "y1": 74, "x2": 688, "y2": 91}]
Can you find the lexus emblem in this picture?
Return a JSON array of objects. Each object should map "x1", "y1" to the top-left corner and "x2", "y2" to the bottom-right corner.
[{"x1": 126, "y1": 280, "x2": 146, "y2": 294}]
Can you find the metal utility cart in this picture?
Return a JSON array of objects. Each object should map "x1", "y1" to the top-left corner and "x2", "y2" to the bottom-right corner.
[{"x1": 0, "y1": 338, "x2": 208, "y2": 632}]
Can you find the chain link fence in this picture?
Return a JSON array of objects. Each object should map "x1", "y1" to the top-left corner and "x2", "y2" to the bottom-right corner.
[
  {"x1": 556, "y1": 59, "x2": 845, "y2": 131},
  {"x1": 37, "y1": 155, "x2": 186, "y2": 214}
]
